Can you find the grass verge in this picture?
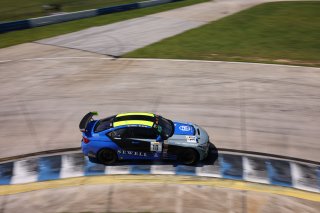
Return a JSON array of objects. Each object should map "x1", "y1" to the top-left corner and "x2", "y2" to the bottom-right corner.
[
  {"x1": 124, "y1": 1, "x2": 320, "y2": 67},
  {"x1": 0, "y1": 0, "x2": 209, "y2": 49}
]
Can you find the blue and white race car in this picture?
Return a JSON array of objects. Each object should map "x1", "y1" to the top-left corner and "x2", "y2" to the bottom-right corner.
[{"x1": 79, "y1": 112, "x2": 210, "y2": 165}]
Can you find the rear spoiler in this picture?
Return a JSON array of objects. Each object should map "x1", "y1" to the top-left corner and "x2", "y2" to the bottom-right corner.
[{"x1": 79, "y1": 112, "x2": 98, "y2": 132}]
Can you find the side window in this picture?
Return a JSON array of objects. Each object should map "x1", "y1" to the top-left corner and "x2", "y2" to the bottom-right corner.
[
  {"x1": 130, "y1": 127, "x2": 158, "y2": 139},
  {"x1": 107, "y1": 128, "x2": 130, "y2": 139}
]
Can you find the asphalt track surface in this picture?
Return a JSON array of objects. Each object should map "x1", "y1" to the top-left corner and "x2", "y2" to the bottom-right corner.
[
  {"x1": 1, "y1": 45, "x2": 319, "y2": 212},
  {"x1": 1, "y1": 176, "x2": 319, "y2": 213},
  {"x1": 0, "y1": 43, "x2": 319, "y2": 162},
  {"x1": 37, "y1": 0, "x2": 293, "y2": 56}
]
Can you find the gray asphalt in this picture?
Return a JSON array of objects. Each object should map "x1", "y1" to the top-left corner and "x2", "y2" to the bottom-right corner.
[
  {"x1": 0, "y1": 43, "x2": 319, "y2": 161},
  {"x1": 1, "y1": 182, "x2": 319, "y2": 213},
  {"x1": 37, "y1": 0, "x2": 288, "y2": 56}
]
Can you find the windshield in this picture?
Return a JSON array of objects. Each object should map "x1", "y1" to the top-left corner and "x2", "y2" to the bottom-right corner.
[{"x1": 158, "y1": 117, "x2": 174, "y2": 139}]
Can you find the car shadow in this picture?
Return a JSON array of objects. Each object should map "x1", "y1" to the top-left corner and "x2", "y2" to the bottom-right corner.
[{"x1": 103, "y1": 143, "x2": 219, "y2": 168}]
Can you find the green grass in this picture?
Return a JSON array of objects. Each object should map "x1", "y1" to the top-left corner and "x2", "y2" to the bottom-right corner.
[
  {"x1": 125, "y1": 1, "x2": 320, "y2": 67},
  {"x1": 0, "y1": 0, "x2": 141, "y2": 22},
  {"x1": 0, "y1": 0, "x2": 209, "y2": 48}
]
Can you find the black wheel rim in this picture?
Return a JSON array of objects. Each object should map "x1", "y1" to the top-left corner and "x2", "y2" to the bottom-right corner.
[{"x1": 181, "y1": 150, "x2": 196, "y2": 165}]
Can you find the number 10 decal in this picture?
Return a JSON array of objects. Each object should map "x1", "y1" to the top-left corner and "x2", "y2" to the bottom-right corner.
[{"x1": 150, "y1": 141, "x2": 162, "y2": 152}]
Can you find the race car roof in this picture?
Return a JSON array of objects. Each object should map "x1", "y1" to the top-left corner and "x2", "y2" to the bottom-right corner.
[{"x1": 113, "y1": 112, "x2": 156, "y2": 128}]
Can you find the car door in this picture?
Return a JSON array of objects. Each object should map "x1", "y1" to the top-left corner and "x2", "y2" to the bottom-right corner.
[
  {"x1": 106, "y1": 127, "x2": 131, "y2": 150},
  {"x1": 107, "y1": 127, "x2": 161, "y2": 156},
  {"x1": 126, "y1": 127, "x2": 161, "y2": 153}
]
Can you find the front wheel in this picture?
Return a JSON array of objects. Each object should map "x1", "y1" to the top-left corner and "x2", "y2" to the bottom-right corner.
[
  {"x1": 97, "y1": 149, "x2": 118, "y2": 165},
  {"x1": 178, "y1": 148, "x2": 199, "y2": 165}
]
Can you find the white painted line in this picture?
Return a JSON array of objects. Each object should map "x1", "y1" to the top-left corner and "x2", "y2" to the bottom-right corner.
[
  {"x1": 290, "y1": 162, "x2": 319, "y2": 193},
  {"x1": 1, "y1": 56, "x2": 318, "y2": 69},
  {"x1": 118, "y1": 58, "x2": 319, "y2": 69},
  {"x1": 150, "y1": 165, "x2": 175, "y2": 175},
  {"x1": 0, "y1": 60, "x2": 12, "y2": 63},
  {"x1": 0, "y1": 57, "x2": 113, "y2": 64},
  {"x1": 243, "y1": 156, "x2": 269, "y2": 184},
  {"x1": 22, "y1": 57, "x2": 113, "y2": 61},
  {"x1": 105, "y1": 165, "x2": 130, "y2": 175},
  {"x1": 11, "y1": 160, "x2": 38, "y2": 184},
  {"x1": 60, "y1": 155, "x2": 84, "y2": 178},
  {"x1": 196, "y1": 165, "x2": 221, "y2": 178}
]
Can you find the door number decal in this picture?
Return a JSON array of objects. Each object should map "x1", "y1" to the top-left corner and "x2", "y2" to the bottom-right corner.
[{"x1": 150, "y1": 141, "x2": 162, "y2": 152}]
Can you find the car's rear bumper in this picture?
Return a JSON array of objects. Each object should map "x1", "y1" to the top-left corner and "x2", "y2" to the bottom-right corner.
[{"x1": 81, "y1": 141, "x2": 99, "y2": 158}]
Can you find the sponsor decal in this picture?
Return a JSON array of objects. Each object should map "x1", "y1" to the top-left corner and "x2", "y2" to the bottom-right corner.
[
  {"x1": 179, "y1": 125, "x2": 191, "y2": 131},
  {"x1": 186, "y1": 136, "x2": 197, "y2": 143},
  {"x1": 118, "y1": 150, "x2": 147, "y2": 157}
]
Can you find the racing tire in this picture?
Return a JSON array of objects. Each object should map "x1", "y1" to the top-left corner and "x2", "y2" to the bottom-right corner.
[
  {"x1": 97, "y1": 149, "x2": 118, "y2": 165},
  {"x1": 178, "y1": 148, "x2": 199, "y2": 165}
]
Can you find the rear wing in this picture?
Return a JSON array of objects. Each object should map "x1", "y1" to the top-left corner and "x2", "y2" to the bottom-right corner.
[{"x1": 79, "y1": 112, "x2": 98, "y2": 132}]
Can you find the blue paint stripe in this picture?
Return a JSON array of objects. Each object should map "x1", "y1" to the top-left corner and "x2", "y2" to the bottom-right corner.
[
  {"x1": 175, "y1": 165, "x2": 196, "y2": 175},
  {"x1": 84, "y1": 157, "x2": 106, "y2": 176},
  {"x1": 130, "y1": 165, "x2": 151, "y2": 174},
  {"x1": 38, "y1": 155, "x2": 62, "y2": 181},
  {"x1": 267, "y1": 159, "x2": 292, "y2": 187},
  {"x1": 220, "y1": 154, "x2": 243, "y2": 180},
  {"x1": 0, "y1": 162, "x2": 14, "y2": 185}
]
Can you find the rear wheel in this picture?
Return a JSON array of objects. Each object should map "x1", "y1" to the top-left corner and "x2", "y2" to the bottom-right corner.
[
  {"x1": 97, "y1": 149, "x2": 117, "y2": 165},
  {"x1": 178, "y1": 148, "x2": 199, "y2": 165}
]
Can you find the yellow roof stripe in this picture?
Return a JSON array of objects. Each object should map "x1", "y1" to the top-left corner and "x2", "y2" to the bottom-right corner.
[
  {"x1": 116, "y1": 112, "x2": 154, "y2": 117},
  {"x1": 113, "y1": 120, "x2": 154, "y2": 127}
]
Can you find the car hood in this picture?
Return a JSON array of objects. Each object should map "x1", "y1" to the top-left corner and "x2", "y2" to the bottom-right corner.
[
  {"x1": 168, "y1": 123, "x2": 209, "y2": 147},
  {"x1": 168, "y1": 122, "x2": 197, "y2": 146},
  {"x1": 173, "y1": 122, "x2": 195, "y2": 136}
]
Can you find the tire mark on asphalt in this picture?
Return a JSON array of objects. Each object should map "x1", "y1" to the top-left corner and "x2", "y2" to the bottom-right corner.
[
  {"x1": 44, "y1": 111, "x2": 76, "y2": 149},
  {"x1": 242, "y1": 190, "x2": 247, "y2": 213},
  {"x1": 32, "y1": 42, "x2": 118, "y2": 59},
  {"x1": 101, "y1": 33, "x2": 125, "y2": 57},
  {"x1": 239, "y1": 80, "x2": 247, "y2": 151},
  {"x1": 175, "y1": 185, "x2": 184, "y2": 213},
  {"x1": 246, "y1": 77, "x2": 320, "y2": 89},
  {"x1": 0, "y1": 194, "x2": 7, "y2": 213},
  {"x1": 17, "y1": 98, "x2": 42, "y2": 152},
  {"x1": 152, "y1": 96, "x2": 161, "y2": 114},
  {"x1": 106, "y1": 184, "x2": 114, "y2": 213}
]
